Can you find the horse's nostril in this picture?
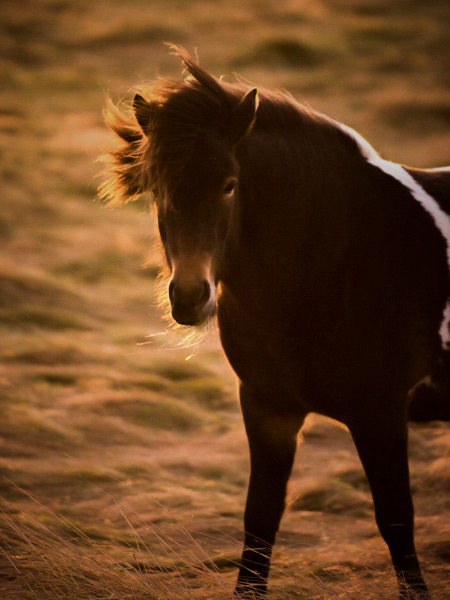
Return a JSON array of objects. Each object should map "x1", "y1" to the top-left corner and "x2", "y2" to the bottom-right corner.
[
  {"x1": 169, "y1": 280, "x2": 175, "y2": 305},
  {"x1": 169, "y1": 279, "x2": 211, "y2": 308},
  {"x1": 199, "y1": 279, "x2": 211, "y2": 306}
]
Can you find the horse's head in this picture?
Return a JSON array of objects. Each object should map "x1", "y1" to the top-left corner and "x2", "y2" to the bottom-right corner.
[
  {"x1": 150, "y1": 131, "x2": 240, "y2": 326},
  {"x1": 128, "y1": 53, "x2": 258, "y2": 326}
]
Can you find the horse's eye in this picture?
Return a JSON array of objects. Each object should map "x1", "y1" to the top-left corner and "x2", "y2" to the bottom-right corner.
[{"x1": 223, "y1": 179, "x2": 237, "y2": 197}]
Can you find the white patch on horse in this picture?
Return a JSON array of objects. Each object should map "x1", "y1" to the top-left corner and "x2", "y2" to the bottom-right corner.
[{"x1": 340, "y1": 123, "x2": 450, "y2": 349}]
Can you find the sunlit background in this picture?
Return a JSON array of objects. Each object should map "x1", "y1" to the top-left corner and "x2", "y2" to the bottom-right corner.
[{"x1": 1, "y1": 1, "x2": 450, "y2": 598}]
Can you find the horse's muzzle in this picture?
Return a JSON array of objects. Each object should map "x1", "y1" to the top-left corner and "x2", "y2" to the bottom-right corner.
[{"x1": 169, "y1": 279, "x2": 215, "y2": 325}]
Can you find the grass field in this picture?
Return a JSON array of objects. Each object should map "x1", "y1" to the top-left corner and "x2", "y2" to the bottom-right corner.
[{"x1": 1, "y1": 0, "x2": 450, "y2": 598}]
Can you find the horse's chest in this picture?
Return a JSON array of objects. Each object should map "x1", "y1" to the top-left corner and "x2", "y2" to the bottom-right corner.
[{"x1": 217, "y1": 291, "x2": 307, "y2": 404}]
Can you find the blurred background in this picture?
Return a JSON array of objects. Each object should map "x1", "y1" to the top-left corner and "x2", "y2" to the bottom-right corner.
[{"x1": 1, "y1": 1, "x2": 450, "y2": 598}]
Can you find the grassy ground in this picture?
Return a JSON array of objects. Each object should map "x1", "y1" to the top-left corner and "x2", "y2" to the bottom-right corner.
[{"x1": 1, "y1": 0, "x2": 450, "y2": 598}]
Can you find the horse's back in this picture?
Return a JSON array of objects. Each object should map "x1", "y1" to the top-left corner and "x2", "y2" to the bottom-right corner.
[{"x1": 407, "y1": 166, "x2": 450, "y2": 215}]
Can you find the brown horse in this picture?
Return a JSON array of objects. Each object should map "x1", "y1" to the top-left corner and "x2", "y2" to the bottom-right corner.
[{"x1": 99, "y1": 47, "x2": 450, "y2": 599}]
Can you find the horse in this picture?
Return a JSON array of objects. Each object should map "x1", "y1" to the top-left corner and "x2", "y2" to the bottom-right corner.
[{"x1": 99, "y1": 46, "x2": 450, "y2": 599}]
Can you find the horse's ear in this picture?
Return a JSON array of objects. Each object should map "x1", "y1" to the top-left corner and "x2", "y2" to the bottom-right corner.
[
  {"x1": 231, "y1": 88, "x2": 259, "y2": 143},
  {"x1": 133, "y1": 93, "x2": 155, "y2": 133}
]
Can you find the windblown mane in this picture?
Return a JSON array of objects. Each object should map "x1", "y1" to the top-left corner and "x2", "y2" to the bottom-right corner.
[
  {"x1": 98, "y1": 98, "x2": 147, "y2": 205},
  {"x1": 98, "y1": 46, "x2": 358, "y2": 206},
  {"x1": 99, "y1": 47, "x2": 242, "y2": 205}
]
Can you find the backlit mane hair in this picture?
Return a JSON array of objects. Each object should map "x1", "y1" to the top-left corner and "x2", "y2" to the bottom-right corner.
[
  {"x1": 98, "y1": 46, "x2": 357, "y2": 206},
  {"x1": 99, "y1": 47, "x2": 245, "y2": 205}
]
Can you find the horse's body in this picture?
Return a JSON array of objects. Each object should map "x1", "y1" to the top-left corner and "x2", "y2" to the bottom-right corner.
[{"x1": 100, "y1": 48, "x2": 450, "y2": 599}]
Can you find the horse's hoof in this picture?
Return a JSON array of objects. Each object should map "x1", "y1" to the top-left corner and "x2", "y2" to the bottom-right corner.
[
  {"x1": 234, "y1": 583, "x2": 267, "y2": 598},
  {"x1": 399, "y1": 582, "x2": 431, "y2": 600}
]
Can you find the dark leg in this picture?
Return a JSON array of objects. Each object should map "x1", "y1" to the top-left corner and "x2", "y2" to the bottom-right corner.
[
  {"x1": 235, "y1": 384, "x2": 305, "y2": 597},
  {"x1": 348, "y1": 408, "x2": 430, "y2": 600},
  {"x1": 408, "y1": 378, "x2": 450, "y2": 422},
  {"x1": 408, "y1": 352, "x2": 450, "y2": 422}
]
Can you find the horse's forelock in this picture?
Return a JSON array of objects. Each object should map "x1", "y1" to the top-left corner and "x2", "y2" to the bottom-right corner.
[
  {"x1": 99, "y1": 48, "x2": 252, "y2": 205},
  {"x1": 173, "y1": 45, "x2": 231, "y2": 108},
  {"x1": 133, "y1": 53, "x2": 239, "y2": 199}
]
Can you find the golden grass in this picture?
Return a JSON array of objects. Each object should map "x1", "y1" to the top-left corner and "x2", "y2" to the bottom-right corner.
[{"x1": 2, "y1": 496, "x2": 448, "y2": 600}]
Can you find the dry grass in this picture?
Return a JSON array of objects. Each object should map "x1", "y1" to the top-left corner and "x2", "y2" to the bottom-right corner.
[{"x1": 1, "y1": 0, "x2": 450, "y2": 598}]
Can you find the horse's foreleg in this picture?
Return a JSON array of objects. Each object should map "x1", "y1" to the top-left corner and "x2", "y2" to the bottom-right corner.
[
  {"x1": 235, "y1": 384, "x2": 305, "y2": 597},
  {"x1": 348, "y1": 407, "x2": 430, "y2": 600}
]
